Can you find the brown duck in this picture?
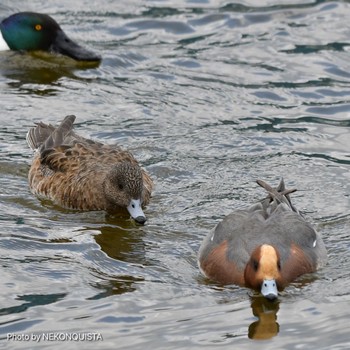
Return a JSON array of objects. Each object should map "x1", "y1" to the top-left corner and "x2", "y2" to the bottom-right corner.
[
  {"x1": 26, "y1": 115, "x2": 153, "y2": 224},
  {"x1": 198, "y1": 179, "x2": 327, "y2": 299}
]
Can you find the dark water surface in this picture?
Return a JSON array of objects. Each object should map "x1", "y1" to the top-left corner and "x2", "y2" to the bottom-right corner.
[{"x1": 1, "y1": 0, "x2": 350, "y2": 349}]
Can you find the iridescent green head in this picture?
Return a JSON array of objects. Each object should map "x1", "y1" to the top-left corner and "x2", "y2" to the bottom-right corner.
[{"x1": 0, "y1": 12, "x2": 101, "y2": 61}]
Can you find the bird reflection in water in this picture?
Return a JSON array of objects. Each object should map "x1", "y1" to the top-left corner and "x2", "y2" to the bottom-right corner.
[
  {"x1": 84, "y1": 220, "x2": 148, "y2": 298},
  {"x1": 248, "y1": 296, "x2": 280, "y2": 340},
  {"x1": 94, "y1": 224, "x2": 147, "y2": 264},
  {"x1": 0, "y1": 50, "x2": 100, "y2": 87}
]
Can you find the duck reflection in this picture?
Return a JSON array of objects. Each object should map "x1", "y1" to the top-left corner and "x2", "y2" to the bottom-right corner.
[
  {"x1": 248, "y1": 295, "x2": 280, "y2": 340},
  {"x1": 94, "y1": 223, "x2": 147, "y2": 265},
  {"x1": 88, "y1": 220, "x2": 148, "y2": 297},
  {"x1": 0, "y1": 51, "x2": 99, "y2": 86}
]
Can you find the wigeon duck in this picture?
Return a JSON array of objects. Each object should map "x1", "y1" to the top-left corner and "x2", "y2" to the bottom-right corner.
[
  {"x1": 26, "y1": 115, "x2": 153, "y2": 224},
  {"x1": 198, "y1": 179, "x2": 327, "y2": 299},
  {"x1": 0, "y1": 12, "x2": 101, "y2": 61}
]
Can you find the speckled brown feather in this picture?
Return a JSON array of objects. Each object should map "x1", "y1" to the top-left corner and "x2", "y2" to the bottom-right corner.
[{"x1": 27, "y1": 115, "x2": 153, "y2": 213}]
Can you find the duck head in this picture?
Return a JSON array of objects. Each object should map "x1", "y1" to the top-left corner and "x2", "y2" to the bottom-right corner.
[
  {"x1": 0, "y1": 12, "x2": 101, "y2": 62},
  {"x1": 244, "y1": 244, "x2": 283, "y2": 300},
  {"x1": 103, "y1": 162, "x2": 147, "y2": 225}
]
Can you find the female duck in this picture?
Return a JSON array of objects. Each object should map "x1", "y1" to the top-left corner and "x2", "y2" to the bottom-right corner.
[
  {"x1": 27, "y1": 115, "x2": 153, "y2": 224},
  {"x1": 0, "y1": 12, "x2": 100, "y2": 61},
  {"x1": 198, "y1": 179, "x2": 327, "y2": 299}
]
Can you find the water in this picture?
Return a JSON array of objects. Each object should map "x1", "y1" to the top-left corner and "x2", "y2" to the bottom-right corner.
[{"x1": 1, "y1": 0, "x2": 350, "y2": 349}]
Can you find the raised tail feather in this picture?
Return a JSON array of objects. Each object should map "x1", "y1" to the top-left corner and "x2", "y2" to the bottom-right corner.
[
  {"x1": 26, "y1": 121, "x2": 55, "y2": 150},
  {"x1": 40, "y1": 115, "x2": 76, "y2": 154},
  {"x1": 26, "y1": 115, "x2": 76, "y2": 152},
  {"x1": 257, "y1": 178, "x2": 299, "y2": 213}
]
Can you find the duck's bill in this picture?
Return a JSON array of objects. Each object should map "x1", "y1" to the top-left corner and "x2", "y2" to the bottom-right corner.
[
  {"x1": 261, "y1": 279, "x2": 278, "y2": 300},
  {"x1": 127, "y1": 199, "x2": 147, "y2": 225},
  {"x1": 50, "y1": 30, "x2": 101, "y2": 62}
]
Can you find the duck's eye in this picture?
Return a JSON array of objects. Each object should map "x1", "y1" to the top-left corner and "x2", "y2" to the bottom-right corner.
[
  {"x1": 35, "y1": 24, "x2": 42, "y2": 31},
  {"x1": 118, "y1": 184, "x2": 124, "y2": 190},
  {"x1": 253, "y1": 259, "x2": 259, "y2": 271}
]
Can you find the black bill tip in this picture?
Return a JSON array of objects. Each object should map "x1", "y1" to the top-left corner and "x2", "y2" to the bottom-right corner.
[
  {"x1": 51, "y1": 30, "x2": 101, "y2": 62},
  {"x1": 134, "y1": 216, "x2": 147, "y2": 225}
]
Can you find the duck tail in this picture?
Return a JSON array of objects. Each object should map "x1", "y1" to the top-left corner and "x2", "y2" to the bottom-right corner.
[
  {"x1": 26, "y1": 121, "x2": 55, "y2": 151},
  {"x1": 26, "y1": 115, "x2": 76, "y2": 152},
  {"x1": 257, "y1": 178, "x2": 299, "y2": 213},
  {"x1": 39, "y1": 115, "x2": 76, "y2": 153}
]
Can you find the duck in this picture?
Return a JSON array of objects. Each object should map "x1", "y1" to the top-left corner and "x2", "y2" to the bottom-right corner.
[
  {"x1": 26, "y1": 115, "x2": 153, "y2": 224},
  {"x1": 0, "y1": 12, "x2": 101, "y2": 61},
  {"x1": 198, "y1": 179, "x2": 327, "y2": 300}
]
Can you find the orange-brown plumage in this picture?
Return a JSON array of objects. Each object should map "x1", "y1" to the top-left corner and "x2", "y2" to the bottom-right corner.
[
  {"x1": 199, "y1": 241, "x2": 244, "y2": 286},
  {"x1": 198, "y1": 179, "x2": 327, "y2": 299},
  {"x1": 27, "y1": 115, "x2": 153, "y2": 224}
]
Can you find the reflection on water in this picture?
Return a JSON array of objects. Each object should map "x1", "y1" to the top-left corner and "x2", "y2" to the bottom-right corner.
[
  {"x1": 88, "y1": 275, "x2": 143, "y2": 299},
  {"x1": 248, "y1": 297, "x2": 280, "y2": 340},
  {"x1": 94, "y1": 225, "x2": 146, "y2": 264},
  {"x1": 0, "y1": 293, "x2": 66, "y2": 316},
  {"x1": 0, "y1": 51, "x2": 100, "y2": 87}
]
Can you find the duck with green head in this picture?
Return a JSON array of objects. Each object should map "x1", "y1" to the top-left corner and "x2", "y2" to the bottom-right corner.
[{"x1": 0, "y1": 12, "x2": 101, "y2": 61}]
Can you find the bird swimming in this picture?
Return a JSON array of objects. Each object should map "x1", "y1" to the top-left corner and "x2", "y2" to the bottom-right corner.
[
  {"x1": 0, "y1": 12, "x2": 101, "y2": 61},
  {"x1": 26, "y1": 115, "x2": 153, "y2": 224},
  {"x1": 198, "y1": 179, "x2": 327, "y2": 299}
]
